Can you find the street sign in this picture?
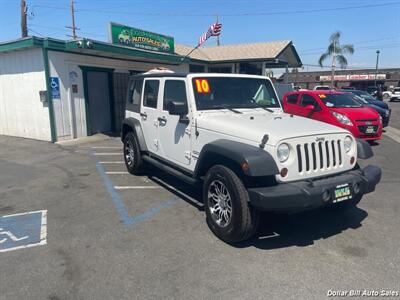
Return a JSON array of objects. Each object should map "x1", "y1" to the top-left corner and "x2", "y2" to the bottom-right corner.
[
  {"x1": 50, "y1": 77, "x2": 60, "y2": 99},
  {"x1": 0, "y1": 210, "x2": 47, "y2": 253},
  {"x1": 108, "y1": 22, "x2": 175, "y2": 54}
]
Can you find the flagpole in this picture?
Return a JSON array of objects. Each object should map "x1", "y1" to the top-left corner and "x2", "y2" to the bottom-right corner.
[
  {"x1": 180, "y1": 44, "x2": 201, "y2": 63},
  {"x1": 216, "y1": 15, "x2": 220, "y2": 46}
]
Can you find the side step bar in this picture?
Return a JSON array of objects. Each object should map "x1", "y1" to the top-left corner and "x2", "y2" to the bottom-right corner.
[{"x1": 142, "y1": 155, "x2": 200, "y2": 186}]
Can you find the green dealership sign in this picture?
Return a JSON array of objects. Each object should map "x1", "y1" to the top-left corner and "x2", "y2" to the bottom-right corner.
[{"x1": 109, "y1": 22, "x2": 174, "y2": 54}]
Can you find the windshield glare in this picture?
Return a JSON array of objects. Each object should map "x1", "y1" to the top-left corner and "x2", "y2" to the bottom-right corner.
[
  {"x1": 192, "y1": 77, "x2": 280, "y2": 110},
  {"x1": 319, "y1": 93, "x2": 363, "y2": 108},
  {"x1": 353, "y1": 91, "x2": 375, "y2": 102}
]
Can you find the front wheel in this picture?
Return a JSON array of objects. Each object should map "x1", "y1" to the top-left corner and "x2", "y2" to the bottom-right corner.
[{"x1": 203, "y1": 165, "x2": 260, "y2": 243}]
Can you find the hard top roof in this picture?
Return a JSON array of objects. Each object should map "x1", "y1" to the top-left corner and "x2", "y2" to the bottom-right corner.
[{"x1": 130, "y1": 72, "x2": 189, "y2": 79}]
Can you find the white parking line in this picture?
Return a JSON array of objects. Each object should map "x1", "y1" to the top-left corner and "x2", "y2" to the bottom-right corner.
[
  {"x1": 91, "y1": 146, "x2": 121, "y2": 149},
  {"x1": 384, "y1": 126, "x2": 400, "y2": 143},
  {"x1": 99, "y1": 161, "x2": 124, "y2": 164},
  {"x1": 106, "y1": 171, "x2": 129, "y2": 175},
  {"x1": 114, "y1": 186, "x2": 162, "y2": 190},
  {"x1": 94, "y1": 153, "x2": 121, "y2": 156}
]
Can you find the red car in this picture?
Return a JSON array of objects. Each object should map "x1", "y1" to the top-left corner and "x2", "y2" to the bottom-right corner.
[{"x1": 283, "y1": 91, "x2": 383, "y2": 141}]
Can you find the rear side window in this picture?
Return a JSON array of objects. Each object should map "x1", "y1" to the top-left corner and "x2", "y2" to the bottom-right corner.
[
  {"x1": 286, "y1": 94, "x2": 298, "y2": 104},
  {"x1": 163, "y1": 80, "x2": 187, "y2": 111},
  {"x1": 126, "y1": 79, "x2": 143, "y2": 113},
  {"x1": 143, "y1": 80, "x2": 160, "y2": 109},
  {"x1": 300, "y1": 94, "x2": 318, "y2": 106}
]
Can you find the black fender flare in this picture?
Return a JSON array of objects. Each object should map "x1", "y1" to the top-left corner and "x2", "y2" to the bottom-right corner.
[
  {"x1": 121, "y1": 118, "x2": 148, "y2": 152},
  {"x1": 356, "y1": 139, "x2": 373, "y2": 159},
  {"x1": 194, "y1": 139, "x2": 279, "y2": 177}
]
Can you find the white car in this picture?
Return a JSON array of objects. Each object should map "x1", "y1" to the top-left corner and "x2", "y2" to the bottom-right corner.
[
  {"x1": 121, "y1": 72, "x2": 381, "y2": 243},
  {"x1": 387, "y1": 88, "x2": 400, "y2": 102},
  {"x1": 313, "y1": 85, "x2": 331, "y2": 91}
]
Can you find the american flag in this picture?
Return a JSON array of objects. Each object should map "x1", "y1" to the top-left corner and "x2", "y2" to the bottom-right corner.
[{"x1": 198, "y1": 22, "x2": 222, "y2": 46}]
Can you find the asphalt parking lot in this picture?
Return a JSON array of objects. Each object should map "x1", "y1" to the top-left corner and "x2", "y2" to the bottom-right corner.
[{"x1": 1, "y1": 101, "x2": 400, "y2": 300}]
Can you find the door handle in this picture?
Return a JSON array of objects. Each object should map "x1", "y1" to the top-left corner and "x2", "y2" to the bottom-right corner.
[
  {"x1": 140, "y1": 112, "x2": 147, "y2": 118},
  {"x1": 158, "y1": 116, "x2": 167, "y2": 124}
]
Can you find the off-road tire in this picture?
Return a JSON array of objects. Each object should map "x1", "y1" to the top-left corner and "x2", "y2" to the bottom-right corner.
[
  {"x1": 203, "y1": 165, "x2": 260, "y2": 243},
  {"x1": 124, "y1": 131, "x2": 145, "y2": 175}
]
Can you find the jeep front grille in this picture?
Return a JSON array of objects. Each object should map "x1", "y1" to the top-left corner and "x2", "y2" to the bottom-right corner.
[{"x1": 296, "y1": 139, "x2": 343, "y2": 173}]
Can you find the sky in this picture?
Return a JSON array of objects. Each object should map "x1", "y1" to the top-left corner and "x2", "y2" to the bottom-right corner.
[{"x1": 0, "y1": 0, "x2": 399, "y2": 72}]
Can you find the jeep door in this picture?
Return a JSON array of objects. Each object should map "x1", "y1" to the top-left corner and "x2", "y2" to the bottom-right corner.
[
  {"x1": 158, "y1": 79, "x2": 191, "y2": 166},
  {"x1": 141, "y1": 78, "x2": 161, "y2": 154}
]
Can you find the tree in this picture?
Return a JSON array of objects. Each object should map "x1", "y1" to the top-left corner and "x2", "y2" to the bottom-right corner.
[{"x1": 319, "y1": 31, "x2": 354, "y2": 88}]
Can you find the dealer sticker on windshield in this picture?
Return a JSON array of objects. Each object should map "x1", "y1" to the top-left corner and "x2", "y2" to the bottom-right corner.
[{"x1": 333, "y1": 183, "x2": 352, "y2": 203}]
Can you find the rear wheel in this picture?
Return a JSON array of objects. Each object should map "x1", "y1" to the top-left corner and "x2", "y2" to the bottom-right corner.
[
  {"x1": 124, "y1": 131, "x2": 145, "y2": 175},
  {"x1": 203, "y1": 165, "x2": 260, "y2": 243}
]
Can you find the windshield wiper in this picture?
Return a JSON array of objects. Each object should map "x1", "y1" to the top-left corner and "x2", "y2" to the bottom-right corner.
[
  {"x1": 247, "y1": 101, "x2": 274, "y2": 113},
  {"x1": 212, "y1": 105, "x2": 243, "y2": 114}
]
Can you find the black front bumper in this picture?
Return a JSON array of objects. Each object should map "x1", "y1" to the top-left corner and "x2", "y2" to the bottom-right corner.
[{"x1": 248, "y1": 165, "x2": 381, "y2": 213}]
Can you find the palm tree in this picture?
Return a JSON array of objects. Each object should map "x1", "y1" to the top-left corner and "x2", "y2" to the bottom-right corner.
[{"x1": 319, "y1": 31, "x2": 354, "y2": 88}]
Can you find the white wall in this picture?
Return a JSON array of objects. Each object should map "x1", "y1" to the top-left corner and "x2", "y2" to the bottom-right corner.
[
  {"x1": 48, "y1": 50, "x2": 189, "y2": 140},
  {"x1": 0, "y1": 48, "x2": 51, "y2": 141}
]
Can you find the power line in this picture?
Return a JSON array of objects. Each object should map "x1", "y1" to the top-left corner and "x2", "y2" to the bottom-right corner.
[{"x1": 32, "y1": 1, "x2": 400, "y2": 17}]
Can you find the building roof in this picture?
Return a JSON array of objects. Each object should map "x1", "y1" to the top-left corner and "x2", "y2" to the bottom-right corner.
[
  {"x1": 0, "y1": 36, "x2": 185, "y2": 65},
  {"x1": 0, "y1": 36, "x2": 302, "y2": 67},
  {"x1": 175, "y1": 40, "x2": 302, "y2": 67}
]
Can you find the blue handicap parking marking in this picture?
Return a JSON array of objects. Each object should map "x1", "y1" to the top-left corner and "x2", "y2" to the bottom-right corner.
[{"x1": 0, "y1": 210, "x2": 47, "y2": 253}]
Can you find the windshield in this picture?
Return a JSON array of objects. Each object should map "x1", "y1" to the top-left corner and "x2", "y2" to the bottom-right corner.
[
  {"x1": 319, "y1": 93, "x2": 363, "y2": 108},
  {"x1": 352, "y1": 90, "x2": 375, "y2": 102},
  {"x1": 192, "y1": 77, "x2": 280, "y2": 110}
]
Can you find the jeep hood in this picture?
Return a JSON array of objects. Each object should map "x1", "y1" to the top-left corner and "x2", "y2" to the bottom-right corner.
[{"x1": 196, "y1": 111, "x2": 349, "y2": 146}]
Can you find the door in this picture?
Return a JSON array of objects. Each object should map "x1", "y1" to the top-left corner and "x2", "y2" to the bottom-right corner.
[
  {"x1": 158, "y1": 79, "x2": 191, "y2": 166},
  {"x1": 141, "y1": 79, "x2": 161, "y2": 154},
  {"x1": 87, "y1": 71, "x2": 112, "y2": 133},
  {"x1": 298, "y1": 93, "x2": 324, "y2": 121}
]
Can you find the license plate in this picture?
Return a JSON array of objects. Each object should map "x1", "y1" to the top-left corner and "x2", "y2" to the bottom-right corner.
[
  {"x1": 365, "y1": 126, "x2": 375, "y2": 134},
  {"x1": 333, "y1": 183, "x2": 352, "y2": 203}
]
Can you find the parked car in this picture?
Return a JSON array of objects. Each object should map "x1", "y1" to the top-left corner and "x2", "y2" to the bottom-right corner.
[
  {"x1": 283, "y1": 91, "x2": 383, "y2": 141},
  {"x1": 389, "y1": 87, "x2": 400, "y2": 102},
  {"x1": 343, "y1": 90, "x2": 391, "y2": 127},
  {"x1": 367, "y1": 86, "x2": 378, "y2": 95},
  {"x1": 122, "y1": 71, "x2": 382, "y2": 243},
  {"x1": 313, "y1": 85, "x2": 331, "y2": 91}
]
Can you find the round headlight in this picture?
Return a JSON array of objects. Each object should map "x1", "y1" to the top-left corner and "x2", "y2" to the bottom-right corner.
[
  {"x1": 344, "y1": 136, "x2": 353, "y2": 153},
  {"x1": 277, "y1": 143, "x2": 290, "y2": 162}
]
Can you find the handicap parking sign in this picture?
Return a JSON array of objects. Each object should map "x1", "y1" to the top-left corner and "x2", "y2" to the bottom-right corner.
[
  {"x1": 0, "y1": 210, "x2": 47, "y2": 253},
  {"x1": 50, "y1": 77, "x2": 60, "y2": 99}
]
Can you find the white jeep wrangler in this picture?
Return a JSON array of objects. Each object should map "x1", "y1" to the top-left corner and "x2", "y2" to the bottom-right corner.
[{"x1": 122, "y1": 72, "x2": 381, "y2": 243}]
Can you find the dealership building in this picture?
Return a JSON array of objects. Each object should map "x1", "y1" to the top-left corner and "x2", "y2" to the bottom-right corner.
[
  {"x1": 0, "y1": 24, "x2": 301, "y2": 142},
  {"x1": 283, "y1": 68, "x2": 400, "y2": 90}
]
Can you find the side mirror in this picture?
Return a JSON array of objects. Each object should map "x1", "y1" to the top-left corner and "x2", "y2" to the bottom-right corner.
[
  {"x1": 305, "y1": 104, "x2": 321, "y2": 112},
  {"x1": 168, "y1": 101, "x2": 188, "y2": 116}
]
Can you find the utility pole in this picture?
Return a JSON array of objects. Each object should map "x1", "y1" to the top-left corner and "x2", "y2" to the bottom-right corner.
[
  {"x1": 20, "y1": 0, "x2": 28, "y2": 38},
  {"x1": 374, "y1": 50, "x2": 380, "y2": 88},
  {"x1": 66, "y1": 0, "x2": 79, "y2": 39},
  {"x1": 330, "y1": 41, "x2": 336, "y2": 89}
]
